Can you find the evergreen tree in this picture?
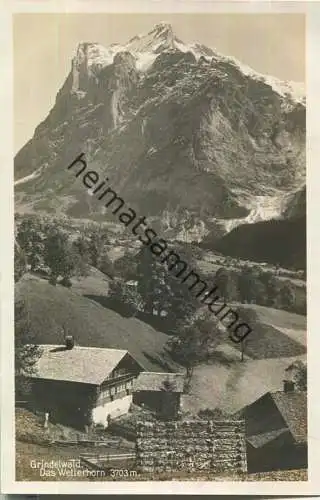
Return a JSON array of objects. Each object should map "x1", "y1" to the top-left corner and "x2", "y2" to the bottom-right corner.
[
  {"x1": 16, "y1": 216, "x2": 45, "y2": 271},
  {"x1": 87, "y1": 226, "x2": 108, "y2": 268}
]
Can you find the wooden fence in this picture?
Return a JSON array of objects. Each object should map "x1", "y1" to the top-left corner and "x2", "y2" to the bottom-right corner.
[{"x1": 80, "y1": 452, "x2": 136, "y2": 471}]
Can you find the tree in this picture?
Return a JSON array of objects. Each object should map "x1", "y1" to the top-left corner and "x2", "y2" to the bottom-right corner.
[
  {"x1": 98, "y1": 252, "x2": 114, "y2": 278},
  {"x1": 113, "y1": 251, "x2": 137, "y2": 280},
  {"x1": 280, "y1": 280, "x2": 296, "y2": 311},
  {"x1": 109, "y1": 280, "x2": 144, "y2": 317},
  {"x1": 44, "y1": 229, "x2": 77, "y2": 285},
  {"x1": 285, "y1": 360, "x2": 307, "y2": 391},
  {"x1": 238, "y1": 266, "x2": 252, "y2": 303},
  {"x1": 167, "y1": 311, "x2": 226, "y2": 386},
  {"x1": 73, "y1": 234, "x2": 90, "y2": 263},
  {"x1": 16, "y1": 216, "x2": 45, "y2": 271},
  {"x1": 214, "y1": 267, "x2": 239, "y2": 302},
  {"x1": 87, "y1": 227, "x2": 108, "y2": 268},
  {"x1": 259, "y1": 271, "x2": 281, "y2": 307},
  {"x1": 136, "y1": 247, "x2": 198, "y2": 330},
  {"x1": 238, "y1": 265, "x2": 266, "y2": 304},
  {"x1": 14, "y1": 242, "x2": 27, "y2": 283},
  {"x1": 15, "y1": 298, "x2": 42, "y2": 398}
]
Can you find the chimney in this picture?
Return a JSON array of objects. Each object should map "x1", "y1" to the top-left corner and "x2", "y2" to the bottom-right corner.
[
  {"x1": 65, "y1": 335, "x2": 75, "y2": 350},
  {"x1": 283, "y1": 379, "x2": 295, "y2": 393}
]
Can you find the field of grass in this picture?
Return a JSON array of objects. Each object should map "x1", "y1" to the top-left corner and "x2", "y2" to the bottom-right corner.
[
  {"x1": 238, "y1": 303, "x2": 306, "y2": 347},
  {"x1": 70, "y1": 266, "x2": 111, "y2": 298},
  {"x1": 16, "y1": 274, "x2": 179, "y2": 373},
  {"x1": 182, "y1": 354, "x2": 306, "y2": 415},
  {"x1": 228, "y1": 303, "x2": 306, "y2": 359}
]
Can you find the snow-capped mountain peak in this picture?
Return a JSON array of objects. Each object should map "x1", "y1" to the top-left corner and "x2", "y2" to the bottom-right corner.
[
  {"x1": 72, "y1": 23, "x2": 177, "y2": 72},
  {"x1": 16, "y1": 21, "x2": 305, "y2": 231},
  {"x1": 73, "y1": 41, "x2": 119, "y2": 68},
  {"x1": 71, "y1": 23, "x2": 304, "y2": 103},
  {"x1": 148, "y1": 21, "x2": 174, "y2": 37}
]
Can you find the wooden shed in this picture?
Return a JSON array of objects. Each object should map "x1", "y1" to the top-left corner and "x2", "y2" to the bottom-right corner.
[{"x1": 133, "y1": 372, "x2": 184, "y2": 420}]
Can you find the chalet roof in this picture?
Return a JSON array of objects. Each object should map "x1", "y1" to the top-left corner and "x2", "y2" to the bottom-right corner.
[
  {"x1": 133, "y1": 372, "x2": 184, "y2": 393},
  {"x1": 30, "y1": 345, "x2": 135, "y2": 385},
  {"x1": 247, "y1": 428, "x2": 289, "y2": 448},
  {"x1": 238, "y1": 390, "x2": 307, "y2": 447},
  {"x1": 271, "y1": 391, "x2": 307, "y2": 444}
]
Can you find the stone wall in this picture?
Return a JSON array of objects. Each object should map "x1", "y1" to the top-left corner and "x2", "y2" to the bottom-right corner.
[{"x1": 136, "y1": 420, "x2": 247, "y2": 474}]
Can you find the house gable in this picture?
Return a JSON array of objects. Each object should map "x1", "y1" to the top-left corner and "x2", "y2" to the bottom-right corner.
[
  {"x1": 242, "y1": 393, "x2": 287, "y2": 437},
  {"x1": 31, "y1": 345, "x2": 134, "y2": 385}
]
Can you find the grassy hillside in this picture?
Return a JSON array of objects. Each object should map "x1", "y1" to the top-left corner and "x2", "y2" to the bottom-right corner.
[
  {"x1": 183, "y1": 303, "x2": 306, "y2": 415},
  {"x1": 70, "y1": 266, "x2": 111, "y2": 298},
  {"x1": 230, "y1": 303, "x2": 306, "y2": 359},
  {"x1": 15, "y1": 274, "x2": 179, "y2": 373},
  {"x1": 183, "y1": 354, "x2": 306, "y2": 415}
]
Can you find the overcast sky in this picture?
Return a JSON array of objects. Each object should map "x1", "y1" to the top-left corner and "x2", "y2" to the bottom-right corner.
[{"x1": 14, "y1": 13, "x2": 305, "y2": 153}]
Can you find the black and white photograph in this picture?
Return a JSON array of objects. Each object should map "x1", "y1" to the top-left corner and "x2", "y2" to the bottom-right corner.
[{"x1": 1, "y1": 1, "x2": 316, "y2": 495}]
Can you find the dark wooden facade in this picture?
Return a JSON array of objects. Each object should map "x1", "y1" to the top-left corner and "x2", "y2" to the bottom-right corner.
[
  {"x1": 247, "y1": 432, "x2": 307, "y2": 472},
  {"x1": 238, "y1": 391, "x2": 307, "y2": 473},
  {"x1": 133, "y1": 391, "x2": 181, "y2": 420}
]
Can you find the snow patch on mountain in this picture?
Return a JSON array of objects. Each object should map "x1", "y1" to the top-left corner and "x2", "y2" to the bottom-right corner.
[
  {"x1": 222, "y1": 193, "x2": 293, "y2": 233},
  {"x1": 74, "y1": 42, "x2": 120, "y2": 69},
  {"x1": 73, "y1": 23, "x2": 305, "y2": 104},
  {"x1": 209, "y1": 51, "x2": 305, "y2": 104},
  {"x1": 14, "y1": 166, "x2": 44, "y2": 186}
]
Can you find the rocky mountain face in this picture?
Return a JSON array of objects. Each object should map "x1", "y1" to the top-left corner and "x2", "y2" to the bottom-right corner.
[{"x1": 15, "y1": 22, "x2": 305, "y2": 243}]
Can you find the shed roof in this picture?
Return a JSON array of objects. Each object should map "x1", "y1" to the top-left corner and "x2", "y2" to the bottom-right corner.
[
  {"x1": 239, "y1": 390, "x2": 307, "y2": 447},
  {"x1": 30, "y1": 344, "x2": 133, "y2": 385},
  {"x1": 271, "y1": 391, "x2": 307, "y2": 444},
  {"x1": 247, "y1": 428, "x2": 289, "y2": 448},
  {"x1": 133, "y1": 372, "x2": 184, "y2": 393}
]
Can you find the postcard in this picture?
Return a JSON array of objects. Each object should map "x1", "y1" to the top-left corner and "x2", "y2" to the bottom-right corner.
[{"x1": 1, "y1": 0, "x2": 319, "y2": 495}]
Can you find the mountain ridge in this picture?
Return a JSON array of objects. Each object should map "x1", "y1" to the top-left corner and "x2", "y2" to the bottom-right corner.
[{"x1": 15, "y1": 22, "x2": 306, "y2": 244}]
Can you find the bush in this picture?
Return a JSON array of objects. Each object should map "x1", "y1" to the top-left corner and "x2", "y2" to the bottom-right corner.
[
  {"x1": 60, "y1": 277, "x2": 72, "y2": 288},
  {"x1": 198, "y1": 408, "x2": 232, "y2": 420}
]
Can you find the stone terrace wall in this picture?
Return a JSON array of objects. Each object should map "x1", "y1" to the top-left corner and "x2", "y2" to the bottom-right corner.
[{"x1": 136, "y1": 420, "x2": 247, "y2": 474}]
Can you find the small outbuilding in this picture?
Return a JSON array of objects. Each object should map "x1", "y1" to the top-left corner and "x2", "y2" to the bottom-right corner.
[
  {"x1": 238, "y1": 382, "x2": 307, "y2": 472},
  {"x1": 133, "y1": 372, "x2": 184, "y2": 420}
]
